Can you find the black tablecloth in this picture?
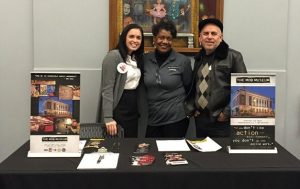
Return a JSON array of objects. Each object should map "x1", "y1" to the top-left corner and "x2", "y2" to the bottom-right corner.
[{"x1": 0, "y1": 138, "x2": 300, "y2": 189}]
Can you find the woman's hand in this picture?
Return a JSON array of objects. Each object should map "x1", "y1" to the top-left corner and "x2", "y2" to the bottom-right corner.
[{"x1": 105, "y1": 121, "x2": 117, "y2": 136}]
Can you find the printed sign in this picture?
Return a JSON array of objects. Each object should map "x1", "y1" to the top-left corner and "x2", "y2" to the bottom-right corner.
[
  {"x1": 230, "y1": 73, "x2": 276, "y2": 150},
  {"x1": 28, "y1": 72, "x2": 81, "y2": 157}
]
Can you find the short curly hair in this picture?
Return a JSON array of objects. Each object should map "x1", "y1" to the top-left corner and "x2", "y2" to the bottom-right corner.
[{"x1": 152, "y1": 19, "x2": 177, "y2": 38}]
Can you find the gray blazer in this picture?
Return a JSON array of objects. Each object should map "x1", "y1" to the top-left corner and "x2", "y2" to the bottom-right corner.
[{"x1": 97, "y1": 50, "x2": 127, "y2": 123}]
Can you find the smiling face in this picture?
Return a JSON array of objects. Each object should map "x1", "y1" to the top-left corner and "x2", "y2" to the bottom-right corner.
[
  {"x1": 153, "y1": 29, "x2": 173, "y2": 53},
  {"x1": 199, "y1": 24, "x2": 223, "y2": 55},
  {"x1": 126, "y1": 28, "x2": 142, "y2": 55}
]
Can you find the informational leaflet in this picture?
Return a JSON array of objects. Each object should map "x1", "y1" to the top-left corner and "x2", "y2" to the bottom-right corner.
[
  {"x1": 28, "y1": 72, "x2": 81, "y2": 157},
  {"x1": 164, "y1": 153, "x2": 188, "y2": 165},
  {"x1": 186, "y1": 137, "x2": 222, "y2": 152}
]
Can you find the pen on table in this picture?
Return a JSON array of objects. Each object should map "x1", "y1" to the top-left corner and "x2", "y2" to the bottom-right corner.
[{"x1": 97, "y1": 154, "x2": 104, "y2": 164}]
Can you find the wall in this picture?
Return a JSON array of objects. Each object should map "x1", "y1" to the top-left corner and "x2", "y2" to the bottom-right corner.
[
  {"x1": 224, "y1": 0, "x2": 300, "y2": 158},
  {"x1": 33, "y1": 0, "x2": 107, "y2": 123},
  {"x1": 0, "y1": 0, "x2": 33, "y2": 163},
  {"x1": 224, "y1": 0, "x2": 289, "y2": 147},
  {"x1": 1, "y1": 0, "x2": 300, "y2": 162},
  {"x1": 285, "y1": 0, "x2": 300, "y2": 158}
]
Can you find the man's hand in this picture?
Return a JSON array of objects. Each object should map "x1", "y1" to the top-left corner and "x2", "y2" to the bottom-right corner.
[
  {"x1": 194, "y1": 110, "x2": 201, "y2": 117},
  {"x1": 217, "y1": 112, "x2": 229, "y2": 122}
]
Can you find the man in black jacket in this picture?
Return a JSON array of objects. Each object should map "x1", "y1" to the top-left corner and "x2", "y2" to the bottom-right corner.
[{"x1": 189, "y1": 18, "x2": 247, "y2": 137}]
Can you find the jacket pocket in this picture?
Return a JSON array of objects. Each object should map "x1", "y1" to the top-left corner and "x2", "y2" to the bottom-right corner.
[{"x1": 216, "y1": 65, "x2": 230, "y2": 74}]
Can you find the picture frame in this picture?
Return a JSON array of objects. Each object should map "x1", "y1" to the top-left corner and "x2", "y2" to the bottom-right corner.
[{"x1": 109, "y1": 0, "x2": 223, "y2": 55}]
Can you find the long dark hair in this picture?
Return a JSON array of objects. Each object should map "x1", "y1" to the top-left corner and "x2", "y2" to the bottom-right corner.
[{"x1": 116, "y1": 24, "x2": 145, "y2": 67}]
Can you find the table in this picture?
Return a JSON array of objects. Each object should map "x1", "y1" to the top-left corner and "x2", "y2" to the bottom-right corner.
[{"x1": 1, "y1": 138, "x2": 300, "y2": 189}]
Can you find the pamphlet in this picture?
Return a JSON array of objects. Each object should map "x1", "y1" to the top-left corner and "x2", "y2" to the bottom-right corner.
[
  {"x1": 77, "y1": 153, "x2": 119, "y2": 169},
  {"x1": 131, "y1": 154, "x2": 155, "y2": 166},
  {"x1": 164, "y1": 153, "x2": 188, "y2": 165},
  {"x1": 83, "y1": 138, "x2": 104, "y2": 153},
  {"x1": 186, "y1": 137, "x2": 222, "y2": 152},
  {"x1": 134, "y1": 143, "x2": 150, "y2": 154}
]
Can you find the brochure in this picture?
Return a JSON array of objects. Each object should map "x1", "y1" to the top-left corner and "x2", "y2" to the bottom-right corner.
[
  {"x1": 131, "y1": 154, "x2": 155, "y2": 166},
  {"x1": 186, "y1": 137, "x2": 222, "y2": 152},
  {"x1": 82, "y1": 138, "x2": 105, "y2": 153},
  {"x1": 164, "y1": 153, "x2": 188, "y2": 165},
  {"x1": 134, "y1": 143, "x2": 150, "y2": 154}
]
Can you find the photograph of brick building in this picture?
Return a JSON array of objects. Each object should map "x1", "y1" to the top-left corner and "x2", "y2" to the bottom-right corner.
[{"x1": 231, "y1": 87, "x2": 275, "y2": 118}]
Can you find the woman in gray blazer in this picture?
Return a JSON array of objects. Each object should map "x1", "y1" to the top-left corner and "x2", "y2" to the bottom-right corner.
[{"x1": 98, "y1": 24, "x2": 144, "y2": 137}]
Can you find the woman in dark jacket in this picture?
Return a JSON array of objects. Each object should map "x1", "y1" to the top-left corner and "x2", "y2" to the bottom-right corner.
[{"x1": 143, "y1": 19, "x2": 192, "y2": 138}]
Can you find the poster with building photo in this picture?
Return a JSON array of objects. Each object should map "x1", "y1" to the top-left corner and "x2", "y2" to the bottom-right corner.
[
  {"x1": 229, "y1": 73, "x2": 276, "y2": 152},
  {"x1": 28, "y1": 72, "x2": 81, "y2": 157}
]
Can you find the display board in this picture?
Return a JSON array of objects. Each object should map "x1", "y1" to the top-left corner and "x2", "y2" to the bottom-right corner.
[
  {"x1": 28, "y1": 72, "x2": 81, "y2": 157},
  {"x1": 228, "y1": 73, "x2": 277, "y2": 153}
]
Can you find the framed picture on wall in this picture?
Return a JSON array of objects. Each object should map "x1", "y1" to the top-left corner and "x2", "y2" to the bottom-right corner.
[{"x1": 109, "y1": 0, "x2": 223, "y2": 55}]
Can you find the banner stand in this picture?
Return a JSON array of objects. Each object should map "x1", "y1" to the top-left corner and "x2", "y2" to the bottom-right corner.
[
  {"x1": 29, "y1": 72, "x2": 81, "y2": 157},
  {"x1": 229, "y1": 73, "x2": 277, "y2": 153}
]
